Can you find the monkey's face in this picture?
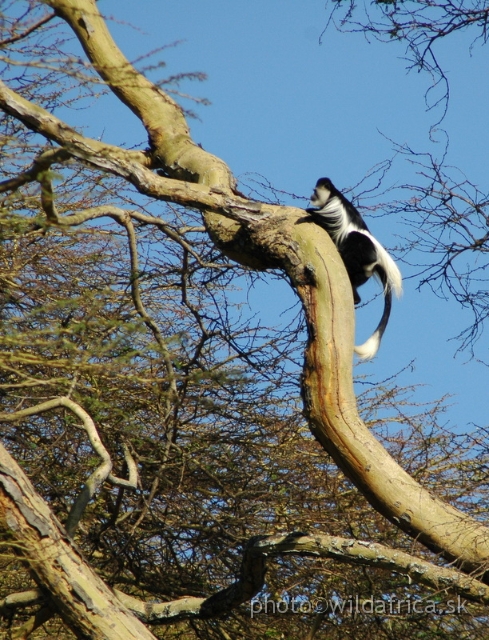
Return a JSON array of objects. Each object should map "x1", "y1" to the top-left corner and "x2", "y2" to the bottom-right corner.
[{"x1": 310, "y1": 184, "x2": 331, "y2": 208}]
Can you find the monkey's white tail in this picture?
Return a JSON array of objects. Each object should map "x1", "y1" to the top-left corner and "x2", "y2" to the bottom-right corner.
[
  {"x1": 355, "y1": 331, "x2": 382, "y2": 361},
  {"x1": 354, "y1": 272, "x2": 394, "y2": 361},
  {"x1": 369, "y1": 236, "x2": 402, "y2": 299}
]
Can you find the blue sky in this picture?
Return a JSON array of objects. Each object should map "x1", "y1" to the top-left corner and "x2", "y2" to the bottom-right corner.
[{"x1": 93, "y1": 0, "x2": 489, "y2": 431}]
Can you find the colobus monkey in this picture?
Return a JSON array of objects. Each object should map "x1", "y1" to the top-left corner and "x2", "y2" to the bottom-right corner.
[{"x1": 307, "y1": 177, "x2": 402, "y2": 360}]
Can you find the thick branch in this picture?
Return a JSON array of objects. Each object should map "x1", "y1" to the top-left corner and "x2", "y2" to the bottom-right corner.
[
  {"x1": 0, "y1": 442, "x2": 158, "y2": 640},
  {"x1": 116, "y1": 531, "x2": 489, "y2": 622},
  {"x1": 5, "y1": 73, "x2": 489, "y2": 576},
  {"x1": 115, "y1": 535, "x2": 266, "y2": 623},
  {"x1": 0, "y1": 589, "x2": 46, "y2": 615},
  {"x1": 44, "y1": 0, "x2": 233, "y2": 189},
  {"x1": 0, "y1": 79, "x2": 262, "y2": 213},
  {"x1": 39, "y1": 0, "x2": 247, "y2": 257},
  {"x1": 288, "y1": 220, "x2": 489, "y2": 575},
  {"x1": 3, "y1": 527, "x2": 488, "y2": 629},
  {"x1": 17, "y1": 185, "x2": 489, "y2": 578},
  {"x1": 3, "y1": 0, "x2": 489, "y2": 595},
  {"x1": 0, "y1": 79, "x2": 150, "y2": 170},
  {"x1": 254, "y1": 533, "x2": 489, "y2": 604}
]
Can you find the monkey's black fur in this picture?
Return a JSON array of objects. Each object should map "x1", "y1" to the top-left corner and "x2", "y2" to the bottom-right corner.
[{"x1": 306, "y1": 177, "x2": 402, "y2": 360}]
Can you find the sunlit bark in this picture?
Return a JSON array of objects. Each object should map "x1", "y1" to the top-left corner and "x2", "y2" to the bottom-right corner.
[{"x1": 0, "y1": 443, "x2": 158, "y2": 640}]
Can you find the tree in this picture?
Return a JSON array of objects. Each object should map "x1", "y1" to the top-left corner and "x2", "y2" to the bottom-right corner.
[{"x1": 1, "y1": 1, "x2": 489, "y2": 638}]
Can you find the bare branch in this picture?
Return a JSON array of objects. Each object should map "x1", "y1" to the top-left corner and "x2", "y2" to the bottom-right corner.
[
  {"x1": 115, "y1": 531, "x2": 489, "y2": 623},
  {"x1": 2, "y1": 6, "x2": 489, "y2": 637},
  {"x1": 44, "y1": 0, "x2": 234, "y2": 189},
  {"x1": 0, "y1": 589, "x2": 46, "y2": 615},
  {"x1": 0, "y1": 11, "x2": 56, "y2": 48},
  {"x1": 0, "y1": 148, "x2": 71, "y2": 194},
  {"x1": 253, "y1": 533, "x2": 489, "y2": 604},
  {"x1": 286, "y1": 218, "x2": 489, "y2": 575},
  {"x1": 0, "y1": 78, "x2": 151, "y2": 170},
  {"x1": 108, "y1": 443, "x2": 139, "y2": 490},
  {"x1": 324, "y1": 0, "x2": 489, "y2": 121},
  {"x1": 0, "y1": 397, "x2": 137, "y2": 537}
]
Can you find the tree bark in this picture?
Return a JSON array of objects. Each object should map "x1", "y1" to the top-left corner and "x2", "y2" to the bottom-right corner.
[{"x1": 0, "y1": 443, "x2": 158, "y2": 640}]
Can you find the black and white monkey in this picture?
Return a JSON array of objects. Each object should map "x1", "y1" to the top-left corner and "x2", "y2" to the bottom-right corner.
[{"x1": 307, "y1": 177, "x2": 402, "y2": 360}]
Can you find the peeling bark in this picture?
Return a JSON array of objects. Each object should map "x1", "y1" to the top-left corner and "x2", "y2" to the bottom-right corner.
[{"x1": 0, "y1": 444, "x2": 158, "y2": 640}]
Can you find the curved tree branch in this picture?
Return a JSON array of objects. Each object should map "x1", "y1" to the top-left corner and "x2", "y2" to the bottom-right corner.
[
  {"x1": 116, "y1": 522, "x2": 488, "y2": 624},
  {"x1": 3, "y1": 11, "x2": 489, "y2": 576},
  {"x1": 3, "y1": 521, "x2": 488, "y2": 629},
  {"x1": 0, "y1": 397, "x2": 137, "y2": 537},
  {"x1": 288, "y1": 220, "x2": 489, "y2": 575},
  {"x1": 44, "y1": 0, "x2": 234, "y2": 190}
]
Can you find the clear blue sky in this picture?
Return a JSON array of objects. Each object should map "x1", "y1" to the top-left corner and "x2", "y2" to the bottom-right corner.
[{"x1": 93, "y1": 0, "x2": 489, "y2": 431}]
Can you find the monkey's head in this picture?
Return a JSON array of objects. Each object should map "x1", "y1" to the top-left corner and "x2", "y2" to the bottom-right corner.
[{"x1": 310, "y1": 177, "x2": 335, "y2": 208}]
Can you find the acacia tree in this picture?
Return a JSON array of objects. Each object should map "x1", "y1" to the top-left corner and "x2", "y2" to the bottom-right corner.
[{"x1": 1, "y1": 1, "x2": 489, "y2": 639}]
